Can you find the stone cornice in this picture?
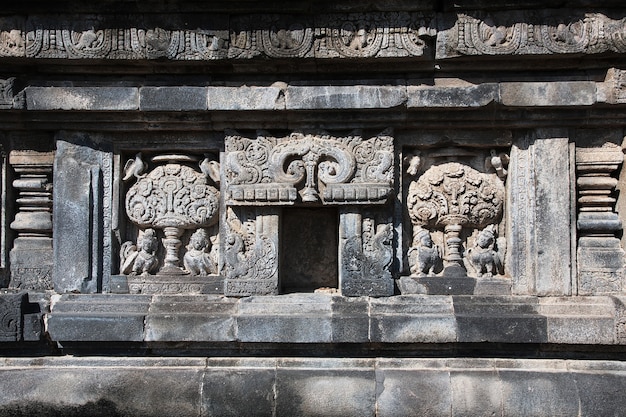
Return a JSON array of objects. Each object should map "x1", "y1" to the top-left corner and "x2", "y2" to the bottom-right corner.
[{"x1": 0, "y1": 10, "x2": 624, "y2": 62}]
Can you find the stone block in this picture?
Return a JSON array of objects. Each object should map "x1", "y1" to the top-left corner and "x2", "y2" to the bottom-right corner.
[
  {"x1": 47, "y1": 294, "x2": 151, "y2": 342},
  {"x1": 377, "y1": 367, "x2": 452, "y2": 417},
  {"x1": 25, "y1": 87, "x2": 138, "y2": 110},
  {"x1": 145, "y1": 295, "x2": 237, "y2": 342},
  {"x1": 207, "y1": 86, "x2": 284, "y2": 110},
  {"x1": 331, "y1": 296, "x2": 369, "y2": 343},
  {"x1": 0, "y1": 358, "x2": 204, "y2": 417},
  {"x1": 275, "y1": 359, "x2": 376, "y2": 417},
  {"x1": 499, "y1": 369, "x2": 580, "y2": 417},
  {"x1": 500, "y1": 82, "x2": 596, "y2": 107},
  {"x1": 450, "y1": 369, "x2": 502, "y2": 416},
  {"x1": 285, "y1": 85, "x2": 406, "y2": 110},
  {"x1": 139, "y1": 86, "x2": 207, "y2": 111},
  {"x1": 202, "y1": 360, "x2": 276, "y2": 417},
  {"x1": 370, "y1": 296, "x2": 457, "y2": 343},
  {"x1": 407, "y1": 83, "x2": 498, "y2": 108},
  {"x1": 237, "y1": 294, "x2": 333, "y2": 343}
]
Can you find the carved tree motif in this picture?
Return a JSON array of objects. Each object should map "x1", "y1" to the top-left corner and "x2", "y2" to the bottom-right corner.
[
  {"x1": 125, "y1": 156, "x2": 219, "y2": 274},
  {"x1": 407, "y1": 162, "x2": 504, "y2": 273}
]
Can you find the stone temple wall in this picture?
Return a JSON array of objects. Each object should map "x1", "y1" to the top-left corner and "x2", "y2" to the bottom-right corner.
[{"x1": 1, "y1": 0, "x2": 626, "y2": 415}]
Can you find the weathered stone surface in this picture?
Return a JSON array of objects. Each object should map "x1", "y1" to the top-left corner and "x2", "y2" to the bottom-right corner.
[
  {"x1": 237, "y1": 294, "x2": 333, "y2": 343},
  {"x1": 285, "y1": 85, "x2": 406, "y2": 109},
  {"x1": 207, "y1": 86, "x2": 284, "y2": 110},
  {"x1": 47, "y1": 294, "x2": 151, "y2": 342},
  {"x1": 407, "y1": 84, "x2": 498, "y2": 108},
  {"x1": 369, "y1": 296, "x2": 457, "y2": 343},
  {"x1": 500, "y1": 82, "x2": 596, "y2": 107},
  {"x1": 140, "y1": 87, "x2": 207, "y2": 111},
  {"x1": 25, "y1": 87, "x2": 138, "y2": 110},
  {"x1": 203, "y1": 359, "x2": 276, "y2": 417},
  {"x1": 377, "y1": 363, "x2": 452, "y2": 417},
  {"x1": 275, "y1": 359, "x2": 377, "y2": 417}
]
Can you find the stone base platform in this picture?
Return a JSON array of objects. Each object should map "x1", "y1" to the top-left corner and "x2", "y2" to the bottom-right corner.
[
  {"x1": 0, "y1": 356, "x2": 625, "y2": 416},
  {"x1": 397, "y1": 276, "x2": 512, "y2": 295}
]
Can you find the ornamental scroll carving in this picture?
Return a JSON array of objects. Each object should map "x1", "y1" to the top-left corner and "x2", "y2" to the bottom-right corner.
[
  {"x1": 122, "y1": 154, "x2": 220, "y2": 276},
  {"x1": 225, "y1": 130, "x2": 393, "y2": 205},
  {"x1": 442, "y1": 13, "x2": 626, "y2": 58},
  {"x1": 407, "y1": 161, "x2": 505, "y2": 277}
]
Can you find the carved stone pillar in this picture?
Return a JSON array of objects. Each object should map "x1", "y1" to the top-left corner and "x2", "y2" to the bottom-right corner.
[
  {"x1": 9, "y1": 150, "x2": 54, "y2": 290},
  {"x1": 576, "y1": 144, "x2": 625, "y2": 294}
]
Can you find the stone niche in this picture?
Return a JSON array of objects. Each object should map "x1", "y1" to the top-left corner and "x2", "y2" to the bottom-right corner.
[
  {"x1": 112, "y1": 150, "x2": 222, "y2": 294},
  {"x1": 222, "y1": 129, "x2": 394, "y2": 296},
  {"x1": 398, "y1": 145, "x2": 511, "y2": 295}
]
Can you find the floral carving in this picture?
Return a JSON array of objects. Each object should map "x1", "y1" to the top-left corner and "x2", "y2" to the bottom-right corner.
[
  {"x1": 225, "y1": 130, "x2": 393, "y2": 205},
  {"x1": 407, "y1": 162, "x2": 505, "y2": 275},
  {"x1": 124, "y1": 154, "x2": 220, "y2": 274}
]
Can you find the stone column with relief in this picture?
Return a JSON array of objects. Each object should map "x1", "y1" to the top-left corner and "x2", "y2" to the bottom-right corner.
[
  {"x1": 9, "y1": 150, "x2": 54, "y2": 290},
  {"x1": 576, "y1": 144, "x2": 626, "y2": 294}
]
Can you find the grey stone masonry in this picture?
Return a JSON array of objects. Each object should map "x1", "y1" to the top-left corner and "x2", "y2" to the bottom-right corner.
[{"x1": 0, "y1": 356, "x2": 624, "y2": 417}]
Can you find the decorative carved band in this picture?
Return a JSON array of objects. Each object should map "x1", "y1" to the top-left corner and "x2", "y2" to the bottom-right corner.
[
  {"x1": 443, "y1": 13, "x2": 626, "y2": 58},
  {"x1": 225, "y1": 130, "x2": 394, "y2": 206},
  {"x1": 0, "y1": 12, "x2": 434, "y2": 61}
]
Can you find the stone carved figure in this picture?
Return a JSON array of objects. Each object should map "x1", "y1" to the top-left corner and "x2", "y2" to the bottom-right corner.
[
  {"x1": 120, "y1": 228, "x2": 159, "y2": 276},
  {"x1": 124, "y1": 154, "x2": 220, "y2": 274},
  {"x1": 122, "y1": 152, "x2": 147, "y2": 181},
  {"x1": 465, "y1": 225, "x2": 502, "y2": 277},
  {"x1": 407, "y1": 161, "x2": 505, "y2": 275},
  {"x1": 408, "y1": 227, "x2": 442, "y2": 276},
  {"x1": 183, "y1": 229, "x2": 216, "y2": 276}
]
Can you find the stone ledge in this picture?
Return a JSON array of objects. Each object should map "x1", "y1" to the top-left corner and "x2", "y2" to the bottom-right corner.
[
  {"x1": 16, "y1": 82, "x2": 615, "y2": 112},
  {"x1": 24, "y1": 87, "x2": 139, "y2": 111},
  {"x1": 0, "y1": 357, "x2": 625, "y2": 416},
  {"x1": 46, "y1": 294, "x2": 619, "y2": 345}
]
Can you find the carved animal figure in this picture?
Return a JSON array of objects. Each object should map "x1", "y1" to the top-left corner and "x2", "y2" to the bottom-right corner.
[
  {"x1": 123, "y1": 152, "x2": 147, "y2": 182},
  {"x1": 199, "y1": 154, "x2": 221, "y2": 185},
  {"x1": 76, "y1": 29, "x2": 100, "y2": 50},
  {"x1": 405, "y1": 152, "x2": 422, "y2": 176},
  {"x1": 349, "y1": 28, "x2": 369, "y2": 50},
  {"x1": 466, "y1": 225, "x2": 502, "y2": 277},
  {"x1": 485, "y1": 150, "x2": 509, "y2": 179},
  {"x1": 183, "y1": 229, "x2": 215, "y2": 276},
  {"x1": 485, "y1": 25, "x2": 509, "y2": 46},
  {"x1": 370, "y1": 224, "x2": 393, "y2": 276},
  {"x1": 408, "y1": 228, "x2": 441, "y2": 276}
]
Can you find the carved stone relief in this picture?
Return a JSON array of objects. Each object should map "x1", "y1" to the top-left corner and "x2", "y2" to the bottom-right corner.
[
  {"x1": 340, "y1": 208, "x2": 394, "y2": 296},
  {"x1": 119, "y1": 152, "x2": 220, "y2": 294},
  {"x1": 399, "y1": 147, "x2": 509, "y2": 294},
  {"x1": 224, "y1": 130, "x2": 393, "y2": 206},
  {"x1": 576, "y1": 143, "x2": 626, "y2": 295},
  {"x1": 9, "y1": 150, "x2": 53, "y2": 291},
  {"x1": 222, "y1": 206, "x2": 279, "y2": 296},
  {"x1": 3, "y1": 12, "x2": 435, "y2": 61},
  {"x1": 439, "y1": 12, "x2": 626, "y2": 58}
]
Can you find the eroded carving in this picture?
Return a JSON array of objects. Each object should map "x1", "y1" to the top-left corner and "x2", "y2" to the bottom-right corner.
[
  {"x1": 407, "y1": 161, "x2": 505, "y2": 277},
  {"x1": 121, "y1": 228, "x2": 159, "y2": 276},
  {"x1": 225, "y1": 130, "x2": 393, "y2": 205},
  {"x1": 222, "y1": 207, "x2": 279, "y2": 296},
  {"x1": 445, "y1": 13, "x2": 626, "y2": 58},
  {"x1": 408, "y1": 227, "x2": 442, "y2": 276},
  {"x1": 465, "y1": 225, "x2": 503, "y2": 277},
  {"x1": 183, "y1": 229, "x2": 217, "y2": 276},
  {"x1": 123, "y1": 154, "x2": 220, "y2": 275}
]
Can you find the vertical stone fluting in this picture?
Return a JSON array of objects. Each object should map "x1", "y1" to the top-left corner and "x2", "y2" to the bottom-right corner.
[
  {"x1": 576, "y1": 144, "x2": 626, "y2": 294},
  {"x1": 9, "y1": 150, "x2": 54, "y2": 290}
]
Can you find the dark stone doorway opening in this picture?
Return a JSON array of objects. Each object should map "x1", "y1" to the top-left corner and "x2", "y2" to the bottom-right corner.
[{"x1": 280, "y1": 207, "x2": 339, "y2": 293}]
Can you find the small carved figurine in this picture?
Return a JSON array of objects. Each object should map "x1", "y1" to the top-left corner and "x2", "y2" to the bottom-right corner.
[
  {"x1": 466, "y1": 225, "x2": 502, "y2": 277},
  {"x1": 183, "y1": 229, "x2": 216, "y2": 276},
  {"x1": 122, "y1": 152, "x2": 147, "y2": 182},
  {"x1": 129, "y1": 228, "x2": 159, "y2": 276},
  {"x1": 408, "y1": 227, "x2": 441, "y2": 276}
]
